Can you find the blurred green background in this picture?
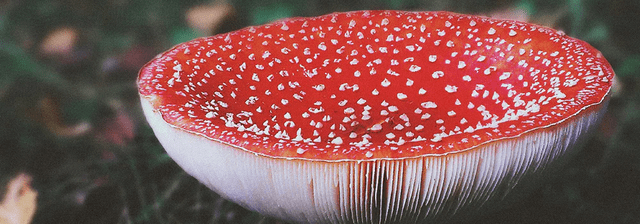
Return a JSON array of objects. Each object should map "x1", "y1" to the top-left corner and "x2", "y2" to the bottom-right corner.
[{"x1": 0, "y1": 0, "x2": 639, "y2": 223}]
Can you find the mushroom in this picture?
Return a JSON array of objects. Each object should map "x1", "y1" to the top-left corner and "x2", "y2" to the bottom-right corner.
[{"x1": 138, "y1": 11, "x2": 614, "y2": 223}]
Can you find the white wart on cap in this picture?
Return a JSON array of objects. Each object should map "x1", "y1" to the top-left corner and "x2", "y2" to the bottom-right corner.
[{"x1": 139, "y1": 10, "x2": 614, "y2": 223}]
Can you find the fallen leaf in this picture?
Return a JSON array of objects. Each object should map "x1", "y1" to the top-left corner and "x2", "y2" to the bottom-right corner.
[
  {"x1": 40, "y1": 27, "x2": 78, "y2": 56},
  {"x1": 186, "y1": 3, "x2": 234, "y2": 35},
  {"x1": 0, "y1": 173, "x2": 37, "y2": 224},
  {"x1": 34, "y1": 97, "x2": 91, "y2": 137}
]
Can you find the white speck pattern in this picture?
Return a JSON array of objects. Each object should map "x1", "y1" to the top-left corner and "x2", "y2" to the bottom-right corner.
[{"x1": 139, "y1": 10, "x2": 614, "y2": 160}]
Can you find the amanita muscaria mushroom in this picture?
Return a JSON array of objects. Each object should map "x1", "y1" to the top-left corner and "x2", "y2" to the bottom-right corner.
[{"x1": 138, "y1": 11, "x2": 614, "y2": 223}]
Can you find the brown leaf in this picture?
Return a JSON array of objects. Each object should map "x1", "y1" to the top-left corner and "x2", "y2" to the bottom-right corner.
[
  {"x1": 40, "y1": 27, "x2": 78, "y2": 56},
  {"x1": 186, "y1": 3, "x2": 234, "y2": 35},
  {"x1": 0, "y1": 173, "x2": 37, "y2": 224},
  {"x1": 34, "y1": 97, "x2": 91, "y2": 137}
]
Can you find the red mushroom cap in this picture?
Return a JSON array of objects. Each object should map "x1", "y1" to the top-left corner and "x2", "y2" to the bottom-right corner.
[
  {"x1": 139, "y1": 11, "x2": 613, "y2": 161},
  {"x1": 139, "y1": 10, "x2": 614, "y2": 223}
]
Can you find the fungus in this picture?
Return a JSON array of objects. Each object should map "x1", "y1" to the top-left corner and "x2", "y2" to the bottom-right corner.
[{"x1": 138, "y1": 11, "x2": 614, "y2": 223}]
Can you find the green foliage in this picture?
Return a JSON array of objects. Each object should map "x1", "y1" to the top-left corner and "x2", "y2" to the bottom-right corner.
[
  {"x1": 251, "y1": 3, "x2": 295, "y2": 25},
  {"x1": 582, "y1": 21, "x2": 609, "y2": 42},
  {"x1": 170, "y1": 26, "x2": 201, "y2": 46},
  {"x1": 381, "y1": 0, "x2": 414, "y2": 9},
  {"x1": 0, "y1": 42, "x2": 69, "y2": 88},
  {"x1": 516, "y1": 0, "x2": 538, "y2": 16},
  {"x1": 618, "y1": 56, "x2": 640, "y2": 78}
]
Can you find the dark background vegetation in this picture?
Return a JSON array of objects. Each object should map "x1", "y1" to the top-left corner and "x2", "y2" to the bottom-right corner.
[{"x1": 1, "y1": 0, "x2": 639, "y2": 223}]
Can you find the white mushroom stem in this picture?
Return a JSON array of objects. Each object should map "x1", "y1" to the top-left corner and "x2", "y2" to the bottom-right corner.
[{"x1": 141, "y1": 96, "x2": 606, "y2": 223}]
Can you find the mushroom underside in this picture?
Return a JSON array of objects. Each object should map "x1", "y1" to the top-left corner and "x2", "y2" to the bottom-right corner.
[{"x1": 141, "y1": 96, "x2": 606, "y2": 224}]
